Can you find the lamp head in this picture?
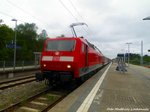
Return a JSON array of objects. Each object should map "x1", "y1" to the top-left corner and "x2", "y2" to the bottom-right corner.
[{"x1": 12, "y1": 19, "x2": 17, "y2": 21}]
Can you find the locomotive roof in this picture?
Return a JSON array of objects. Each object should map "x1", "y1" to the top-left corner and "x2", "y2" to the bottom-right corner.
[
  {"x1": 46, "y1": 37, "x2": 87, "y2": 43},
  {"x1": 46, "y1": 37, "x2": 97, "y2": 50},
  {"x1": 46, "y1": 37, "x2": 103, "y2": 55}
]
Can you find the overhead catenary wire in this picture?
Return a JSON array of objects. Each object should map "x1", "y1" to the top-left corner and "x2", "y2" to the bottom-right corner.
[
  {"x1": 68, "y1": 0, "x2": 84, "y2": 21},
  {"x1": 0, "y1": 9, "x2": 54, "y2": 37},
  {"x1": 75, "y1": 1, "x2": 96, "y2": 38},
  {"x1": 58, "y1": 0, "x2": 79, "y2": 22},
  {"x1": 0, "y1": 11, "x2": 25, "y2": 23},
  {"x1": 4, "y1": 0, "x2": 56, "y2": 36},
  {"x1": 58, "y1": 0, "x2": 90, "y2": 37},
  {"x1": 0, "y1": 11, "x2": 14, "y2": 19},
  {"x1": 68, "y1": 0, "x2": 102, "y2": 47},
  {"x1": 68, "y1": 0, "x2": 94, "y2": 37},
  {"x1": 68, "y1": 0, "x2": 89, "y2": 36},
  {"x1": 2, "y1": 0, "x2": 94, "y2": 38},
  {"x1": 6, "y1": 0, "x2": 47, "y2": 27}
]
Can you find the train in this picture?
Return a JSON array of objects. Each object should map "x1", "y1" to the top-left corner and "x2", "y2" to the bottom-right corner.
[{"x1": 35, "y1": 36, "x2": 108, "y2": 86}]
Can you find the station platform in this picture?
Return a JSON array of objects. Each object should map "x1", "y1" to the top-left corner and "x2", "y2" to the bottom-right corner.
[
  {"x1": 0, "y1": 65, "x2": 39, "y2": 73},
  {"x1": 49, "y1": 63, "x2": 150, "y2": 112}
]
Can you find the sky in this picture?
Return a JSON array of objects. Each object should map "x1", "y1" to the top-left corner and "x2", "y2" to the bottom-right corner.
[{"x1": 0, "y1": 0, "x2": 150, "y2": 59}]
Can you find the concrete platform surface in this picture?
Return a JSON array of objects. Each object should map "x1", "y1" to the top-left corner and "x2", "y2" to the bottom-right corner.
[{"x1": 49, "y1": 63, "x2": 150, "y2": 112}]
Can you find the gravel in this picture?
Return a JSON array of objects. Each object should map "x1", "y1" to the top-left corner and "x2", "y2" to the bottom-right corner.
[{"x1": 0, "y1": 81, "x2": 47, "y2": 110}]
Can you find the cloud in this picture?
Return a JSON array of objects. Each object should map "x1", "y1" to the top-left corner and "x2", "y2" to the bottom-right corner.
[{"x1": 1, "y1": 0, "x2": 150, "y2": 58}]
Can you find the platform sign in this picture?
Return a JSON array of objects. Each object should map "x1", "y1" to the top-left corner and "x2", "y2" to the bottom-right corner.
[
  {"x1": 117, "y1": 54, "x2": 124, "y2": 58},
  {"x1": 6, "y1": 44, "x2": 14, "y2": 48},
  {"x1": 6, "y1": 44, "x2": 21, "y2": 49}
]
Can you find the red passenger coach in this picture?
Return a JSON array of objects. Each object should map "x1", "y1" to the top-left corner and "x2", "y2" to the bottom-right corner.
[{"x1": 36, "y1": 37, "x2": 105, "y2": 85}]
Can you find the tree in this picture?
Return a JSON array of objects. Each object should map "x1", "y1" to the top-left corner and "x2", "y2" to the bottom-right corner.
[
  {"x1": 128, "y1": 53, "x2": 150, "y2": 65},
  {"x1": 17, "y1": 23, "x2": 38, "y2": 60},
  {"x1": 143, "y1": 55, "x2": 150, "y2": 65},
  {"x1": 0, "y1": 23, "x2": 45, "y2": 62},
  {"x1": 38, "y1": 29, "x2": 48, "y2": 39},
  {"x1": 0, "y1": 24, "x2": 14, "y2": 60},
  {"x1": 130, "y1": 53, "x2": 140, "y2": 65}
]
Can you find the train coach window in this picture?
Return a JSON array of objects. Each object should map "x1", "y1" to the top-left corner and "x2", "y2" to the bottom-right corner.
[{"x1": 46, "y1": 40, "x2": 76, "y2": 51}]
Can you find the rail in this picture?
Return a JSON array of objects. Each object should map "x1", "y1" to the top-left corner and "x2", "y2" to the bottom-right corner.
[
  {"x1": 0, "y1": 88, "x2": 71, "y2": 112},
  {"x1": 0, "y1": 75, "x2": 36, "y2": 90}
]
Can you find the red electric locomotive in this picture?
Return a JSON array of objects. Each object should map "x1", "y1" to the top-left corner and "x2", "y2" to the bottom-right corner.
[{"x1": 36, "y1": 36, "x2": 105, "y2": 85}]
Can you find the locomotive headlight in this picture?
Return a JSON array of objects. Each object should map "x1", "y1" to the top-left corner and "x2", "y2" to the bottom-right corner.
[
  {"x1": 67, "y1": 65, "x2": 71, "y2": 68},
  {"x1": 43, "y1": 64, "x2": 46, "y2": 67}
]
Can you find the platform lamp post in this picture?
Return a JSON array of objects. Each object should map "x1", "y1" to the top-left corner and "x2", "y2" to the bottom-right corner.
[
  {"x1": 12, "y1": 19, "x2": 17, "y2": 71},
  {"x1": 126, "y1": 42, "x2": 132, "y2": 66},
  {"x1": 121, "y1": 49, "x2": 126, "y2": 63},
  {"x1": 0, "y1": 19, "x2": 3, "y2": 25},
  {"x1": 143, "y1": 16, "x2": 150, "y2": 20},
  {"x1": 143, "y1": 16, "x2": 150, "y2": 65},
  {"x1": 140, "y1": 41, "x2": 143, "y2": 65}
]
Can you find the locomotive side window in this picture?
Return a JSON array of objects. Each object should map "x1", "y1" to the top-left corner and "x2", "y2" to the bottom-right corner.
[{"x1": 46, "y1": 40, "x2": 75, "y2": 51}]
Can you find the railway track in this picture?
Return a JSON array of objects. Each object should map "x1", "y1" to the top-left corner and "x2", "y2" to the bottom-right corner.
[
  {"x1": 0, "y1": 64, "x2": 109, "y2": 111},
  {"x1": 0, "y1": 75, "x2": 36, "y2": 90},
  {"x1": 0, "y1": 87, "x2": 71, "y2": 112}
]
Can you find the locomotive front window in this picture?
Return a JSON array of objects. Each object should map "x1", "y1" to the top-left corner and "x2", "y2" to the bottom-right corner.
[{"x1": 46, "y1": 40, "x2": 75, "y2": 51}]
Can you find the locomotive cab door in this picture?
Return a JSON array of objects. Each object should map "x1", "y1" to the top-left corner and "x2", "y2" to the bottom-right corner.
[
  {"x1": 82, "y1": 43, "x2": 88, "y2": 67},
  {"x1": 85, "y1": 45, "x2": 88, "y2": 66}
]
